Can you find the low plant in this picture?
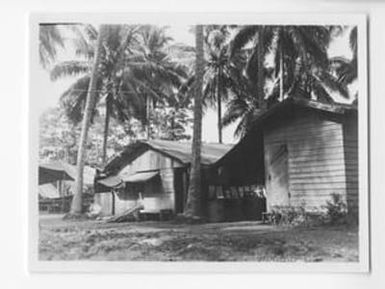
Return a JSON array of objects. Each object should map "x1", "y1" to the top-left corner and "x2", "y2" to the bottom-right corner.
[
  {"x1": 323, "y1": 193, "x2": 349, "y2": 225},
  {"x1": 266, "y1": 204, "x2": 329, "y2": 227},
  {"x1": 267, "y1": 206, "x2": 309, "y2": 226}
]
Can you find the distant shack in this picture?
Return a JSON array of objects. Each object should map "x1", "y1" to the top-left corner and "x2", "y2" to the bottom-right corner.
[{"x1": 213, "y1": 98, "x2": 358, "y2": 218}]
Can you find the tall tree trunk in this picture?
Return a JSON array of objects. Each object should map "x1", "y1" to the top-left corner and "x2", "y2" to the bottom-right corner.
[
  {"x1": 101, "y1": 97, "x2": 111, "y2": 164},
  {"x1": 145, "y1": 95, "x2": 151, "y2": 140},
  {"x1": 70, "y1": 25, "x2": 106, "y2": 215},
  {"x1": 279, "y1": 47, "x2": 284, "y2": 101},
  {"x1": 184, "y1": 25, "x2": 204, "y2": 218},
  {"x1": 217, "y1": 72, "x2": 223, "y2": 144},
  {"x1": 257, "y1": 26, "x2": 266, "y2": 110}
]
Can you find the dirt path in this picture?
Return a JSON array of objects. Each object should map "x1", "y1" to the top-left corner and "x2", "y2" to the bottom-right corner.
[{"x1": 39, "y1": 215, "x2": 358, "y2": 262}]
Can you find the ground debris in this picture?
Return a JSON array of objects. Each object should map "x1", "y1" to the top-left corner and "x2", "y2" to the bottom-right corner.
[{"x1": 39, "y1": 215, "x2": 359, "y2": 262}]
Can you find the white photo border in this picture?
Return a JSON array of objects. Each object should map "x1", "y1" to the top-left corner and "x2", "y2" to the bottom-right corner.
[{"x1": 28, "y1": 12, "x2": 369, "y2": 273}]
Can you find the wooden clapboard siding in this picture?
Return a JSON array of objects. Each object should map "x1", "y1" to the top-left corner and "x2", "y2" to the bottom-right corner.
[
  {"x1": 264, "y1": 108, "x2": 349, "y2": 211},
  {"x1": 343, "y1": 114, "x2": 359, "y2": 215},
  {"x1": 264, "y1": 143, "x2": 289, "y2": 209},
  {"x1": 94, "y1": 192, "x2": 114, "y2": 216},
  {"x1": 119, "y1": 149, "x2": 183, "y2": 176},
  {"x1": 114, "y1": 193, "x2": 137, "y2": 215},
  {"x1": 110, "y1": 149, "x2": 181, "y2": 214}
]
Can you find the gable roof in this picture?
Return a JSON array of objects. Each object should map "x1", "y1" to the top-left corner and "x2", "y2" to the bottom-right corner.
[
  {"x1": 39, "y1": 161, "x2": 74, "y2": 185},
  {"x1": 255, "y1": 97, "x2": 357, "y2": 127},
  {"x1": 103, "y1": 139, "x2": 233, "y2": 174},
  {"x1": 39, "y1": 161, "x2": 95, "y2": 185}
]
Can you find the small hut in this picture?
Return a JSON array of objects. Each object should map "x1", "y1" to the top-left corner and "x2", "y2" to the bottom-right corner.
[
  {"x1": 214, "y1": 97, "x2": 358, "y2": 218},
  {"x1": 94, "y1": 140, "x2": 233, "y2": 219},
  {"x1": 38, "y1": 161, "x2": 96, "y2": 213}
]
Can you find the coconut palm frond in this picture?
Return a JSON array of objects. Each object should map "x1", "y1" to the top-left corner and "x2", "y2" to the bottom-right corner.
[
  {"x1": 312, "y1": 82, "x2": 336, "y2": 104},
  {"x1": 39, "y1": 25, "x2": 65, "y2": 68},
  {"x1": 59, "y1": 75, "x2": 92, "y2": 124},
  {"x1": 315, "y1": 70, "x2": 350, "y2": 99},
  {"x1": 222, "y1": 98, "x2": 249, "y2": 127},
  {"x1": 350, "y1": 27, "x2": 357, "y2": 56},
  {"x1": 229, "y1": 25, "x2": 259, "y2": 57},
  {"x1": 50, "y1": 60, "x2": 91, "y2": 81},
  {"x1": 330, "y1": 56, "x2": 357, "y2": 87},
  {"x1": 68, "y1": 24, "x2": 97, "y2": 59}
]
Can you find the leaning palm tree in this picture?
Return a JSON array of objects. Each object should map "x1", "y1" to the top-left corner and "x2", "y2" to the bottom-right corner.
[
  {"x1": 184, "y1": 25, "x2": 204, "y2": 219},
  {"x1": 54, "y1": 25, "x2": 188, "y2": 159},
  {"x1": 71, "y1": 24, "x2": 107, "y2": 215},
  {"x1": 51, "y1": 25, "x2": 146, "y2": 164}
]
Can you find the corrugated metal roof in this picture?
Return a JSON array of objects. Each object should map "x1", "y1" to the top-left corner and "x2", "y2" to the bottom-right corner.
[
  {"x1": 97, "y1": 175, "x2": 122, "y2": 188},
  {"x1": 64, "y1": 164, "x2": 96, "y2": 185},
  {"x1": 104, "y1": 140, "x2": 233, "y2": 174},
  {"x1": 146, "y1": 140, "x2": 233, "y2": 165},
  {"x1": 121, "y1": 171, "x2": 159, "y2": 183},
  {"x1": 39, "y1": 161, "x2": 96, "y2": 185},
  {"x1": 39, "y1": 162, "x2": 74, "y2": 185}
]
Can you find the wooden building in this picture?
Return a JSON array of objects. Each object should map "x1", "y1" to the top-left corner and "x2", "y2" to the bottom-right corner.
[
  {"x1": 94, "y1": 140, "x2": 233, "y2": 218},
  {"x1": 213, "y1": 98, "x2": 358, "y2": 217},
  {"x1": 38, "y1": 161, "x2": 96, "y2": 213}
]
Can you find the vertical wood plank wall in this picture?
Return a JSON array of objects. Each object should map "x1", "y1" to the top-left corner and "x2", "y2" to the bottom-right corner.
[
  {"x1": 343, "y1": 114, "x2": 359, "y2": 216},
  {"x1": 111, "y1": 150, "x2": 181, "y2": 215},
  {"x1": 94, "y1": 192, "x2": 114, "y2": 215},
  {"x1": 263, "y1": 109, "x2": 349, "y2": 211}
]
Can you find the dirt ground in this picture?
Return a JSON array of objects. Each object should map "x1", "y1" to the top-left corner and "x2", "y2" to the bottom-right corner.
[{"x1": 39, "y1": 214, "x2": 359, "y2": 262}]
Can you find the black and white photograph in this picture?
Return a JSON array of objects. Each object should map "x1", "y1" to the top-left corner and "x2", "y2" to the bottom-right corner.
[{"x1": 29, "y1": 13, "x2": 368, "y2": 272}]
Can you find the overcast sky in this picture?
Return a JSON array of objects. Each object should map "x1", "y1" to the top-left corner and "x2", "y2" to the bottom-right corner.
[{"x1": 36, "y1": 25, "x2": 353, "y2": 144}]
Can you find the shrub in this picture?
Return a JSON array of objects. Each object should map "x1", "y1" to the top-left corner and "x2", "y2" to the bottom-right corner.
[
  {"x1": 265, "y1": 194, "x2": 352, "y2": 227},
  {"x1": 323, "y1": 193, "x2": 348, "y2": 225}
]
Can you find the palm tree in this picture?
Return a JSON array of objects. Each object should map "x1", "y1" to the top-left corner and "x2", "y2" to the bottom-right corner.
[
  {"x1": 54, "y1": 25, "x2": 188, "y2": 161},
  {"x1": 51, "y1": 25, "x2": 146, "y2": 164},
  {"x1": 230, "y1": 25, "x2": 270, "y2": 110},
  {"x1": 133, "y1": 25, "x2": 189, "y2": 139},
  {"x1": 222, "y1": 73, "x2": 261, "y2": 138},
  {"x1": 230, "y1": 25, "x2": 348, "y2": 106},
  {"x1": 203, "y1": 26, "x2": 232, "y2": 143},
  {"x1": 184, "y1": 25, "x2": 204, "y2": 219},
  {"x1": 270, "y1": 26, "x2": 350, "y2": 104},
  {"x1": 71, "y1": 24, "x2": 107, "y2": 215}
]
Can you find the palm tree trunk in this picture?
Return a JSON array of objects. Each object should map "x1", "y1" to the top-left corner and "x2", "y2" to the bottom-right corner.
[
  {"x1": 184, "y1": 25, "x2": 204, "y2": 218},
  {"x1": 217, "y1": 74, "x2": 223, "y2": 144},
  {"x1": 101, "y1": 97, "x2": 111, "y2": 164},
  {"x1": 257, "y1": 26, "x2": 266, "y2": 110},
  {"x1": 71, "y1": 25, "x2": 106, "y2": 215},
  {"x1": 279, "y1": 47, "x2": 284, "y2": 101},
  {"x1": 146, "y1": 95, "x2": 151, "y2": 140}
]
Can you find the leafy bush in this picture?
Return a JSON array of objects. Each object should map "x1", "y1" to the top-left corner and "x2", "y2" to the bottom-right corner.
[
  {"x1": 264, "y1": 194, "x2": 354, "y2": 227},
  {"x1": 323, "y1": 193, "x2": 348, "y2": 225}
]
